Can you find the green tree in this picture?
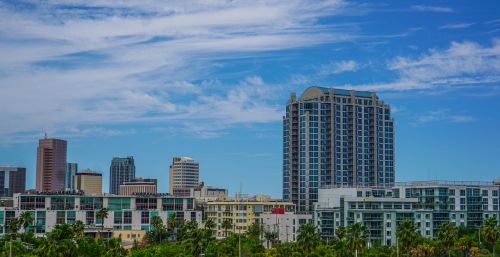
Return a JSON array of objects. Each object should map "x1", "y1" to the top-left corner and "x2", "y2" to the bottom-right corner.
[
  {"x1": 72, "y1": 220, "x2": 85, "y2": 240},
  {"x1": 205, "y1": 218, "x2": 215, "y2": 230},
  {"x1": 297, "y1": 223, "x2": 320, "y2": 257},
  {"x1": 397, "y1": 220, "x2": 419, "y2": 256},
  {"x1": 481, "y1": 217, "x2": 499, "y2": 257},
  {"x1": 148, "y1": 215, "x2": 167, "y2": 243},
  {"x1": 275, "y1": 242, "x2": 295, "y2": 257},
  {"x1": 264, "y1": 230, "x2": 278, "y2": 248},
  {"x1": 247, "y1": 222, "x2": 262, "y2": 239},
  {"x1": 456, "y1": 235, "x2": 475, "y2": 257},
  {"x1": 103, "y1": 237, "x2": 127, "y2": 257},
  {"x1": 167, "y1": 213, "x2": 177, "y2": 239},
  {"x1": 436, "y1": 221, "x2": 458, "y2": 257},
  {"x1": 335, "y1": 226, "x2": 346, "y2": 240},
  {"x1": 347, "y1": 222, "x2": 366, "y2": 256},
  {"x1": 221, "y1": 219, "x2": 233, "y2": 238},
  {"x1": 20, "y1": 211, "x2": 34, "y2": 232},
  {"x1": 96, "y1": 208, "x2": 109, "y2": 238},
  {"x1": 36, "y1": 224, "x2": 78, "y2": 257}
]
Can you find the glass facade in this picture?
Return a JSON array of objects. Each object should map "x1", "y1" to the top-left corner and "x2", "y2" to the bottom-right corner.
[
  {"x1": 284, "y1": 87, "x2": 394, "y2": 213},
  {"x1": 109, "y1": 157, "x2": 135, "y2": 195},
  {"x1": 315, "y1": 184, "x2": 500, "y2": 245}
]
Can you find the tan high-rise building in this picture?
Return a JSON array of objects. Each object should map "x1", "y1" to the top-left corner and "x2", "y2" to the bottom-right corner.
[
  {"x1": 169, "y1": 157, "x2": 199, "y2": 196},
  {"x1": 119, "y1": 178, "x2": 157, "y2": 195},
  {"x1": 75, "y1": 169, "x2": 103, "y2": 196},
  {"x1": 36, "y1": 137, "x2": 67, "y2": 192}
]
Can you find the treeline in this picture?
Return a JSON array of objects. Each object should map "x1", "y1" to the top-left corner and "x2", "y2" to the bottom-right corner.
[{"x1": 0, "y1": 213, "x2": 498, "y2": 257}]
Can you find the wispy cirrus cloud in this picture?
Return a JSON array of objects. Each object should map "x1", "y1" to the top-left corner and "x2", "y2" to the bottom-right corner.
[
  {"x1": 317, "y1": 60, "x2": 359, "y2": 75},
  {"x1": 439, "y1": 23, "x2": 474, "y2": 30},
  {"x1": 0, "y1": 0, "x2": 357, "y2": 143},
  {"x1": 412, "y1": 109, "x2": 475, "y2": 125},
  {"x1": 411, "y1": 5, "x2": 453, "y2": 13},
  {"x1": 345, "y1": 39, "x2": 500, "y2": 91}
]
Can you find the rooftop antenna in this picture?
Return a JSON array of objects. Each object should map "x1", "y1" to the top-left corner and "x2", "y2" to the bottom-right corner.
[{"x1": 44, "y1": 132, "x2": 47, "y2": 139}]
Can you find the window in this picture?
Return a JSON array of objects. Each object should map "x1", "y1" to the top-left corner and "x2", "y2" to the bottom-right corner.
[{"x1": 141, "y1": 211, "x2": 149, "y2": 224}]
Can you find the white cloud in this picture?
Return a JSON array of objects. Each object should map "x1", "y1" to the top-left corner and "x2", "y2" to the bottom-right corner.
[
  {"x1": 412, "y1": 109, "x2": 475, "y2": 125},
  {"x1": 317, "y1": 60, "x2": 359, "y2": 75},
  {"x1": 439, "y1": 23, "x2": 474, "y2": 30},
  {"x1": 411, "y1": 5, "x2": 453, "y2": 13},
  {"x1": 0, "y1": 0, "x2": 354, "y2": 143},
  {"x1": 345, "y1": 39, "x2": 500, "y2": 91}
]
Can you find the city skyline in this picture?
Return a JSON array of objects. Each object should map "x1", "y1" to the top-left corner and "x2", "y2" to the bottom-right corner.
[{"x1": 0, "y1": 0, "x2": 499, "y2": 197}]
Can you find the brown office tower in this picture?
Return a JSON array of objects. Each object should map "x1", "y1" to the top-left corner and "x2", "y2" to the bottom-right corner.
[
  {"x1": 0, "y1": 166, "x2": 26, "y2": 197},
  {"x1": 36, "y1": 137, "x2": 67, "y2": 192}
]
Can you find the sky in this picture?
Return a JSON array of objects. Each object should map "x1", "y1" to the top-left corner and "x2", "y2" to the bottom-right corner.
[{"x1": 0, "y1": 0, "x2": 499, "y2": 197}]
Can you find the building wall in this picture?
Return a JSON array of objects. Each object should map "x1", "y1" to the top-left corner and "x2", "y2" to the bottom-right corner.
[
  {"x1": 66, "y1": 163, "x2": 78, "y2": 190},
  {"x1": 283, "y1": 87, "x2": 394, "y2": 213},
  {"x1": 2, "y1": 194, "x2": 201, "y2": 235},
  {"x1": 0, "y1": 166, "x2": 26, "y2": 197},
  {"x1": 169, "y1": 157, "x2": 199, "y2": 195},
  {"x1": 258, "y1": 213, "x2": 312, "y2": 244},
  {"x1": 314, "y1": 182, "x2": 500, "y2": 246},
  {"x1": 120, "y1": 185, "x2": 157, "y2": 195},
  {"x1": 36, "y1": 138, "x2": 67, "y2": 192},
  {"x1": 205, "y1": 200, "x2": 296, "y2": 238},
  {"x1": 76, "y1": 171, "x2": 103, "y2": 196}
]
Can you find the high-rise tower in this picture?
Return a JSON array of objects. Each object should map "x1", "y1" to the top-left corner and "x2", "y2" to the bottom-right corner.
[
  {"x1": 283, "y1": 87, "x2": 395, "y2": 213},
  {"x1": 109, "y1": 156, "x2": 135, "y2": 195},
  {"x1": 169, "y1": 157, "x2": 199, "y2": 196},
  {"x1": 0, "y1": 166, "x2": 26, "y2": 196},
  {"x1": 36, "y1": 137, "x2": 67, "y2": 192},
  {"x1": 66, "y1": 163, "x2": 78, "y2": 190}
]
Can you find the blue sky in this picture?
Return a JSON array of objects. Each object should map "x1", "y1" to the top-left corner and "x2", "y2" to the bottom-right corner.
[{"x1": 0, "y1": 0, "x2": 499, "y2": 197}]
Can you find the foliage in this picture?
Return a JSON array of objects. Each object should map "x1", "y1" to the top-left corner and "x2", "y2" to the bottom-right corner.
[{"x1": 1, "y1": 215, "x2": 498, "y2": 257}]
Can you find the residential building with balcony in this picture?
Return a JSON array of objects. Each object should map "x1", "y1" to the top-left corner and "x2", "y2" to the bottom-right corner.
[
  {"x1": 314, "y1": 181, "x2": 500, "y2": 246},
  {"x1": 0, "y1": 193, "x2": 201, "y2": 235},
  {"x1": 283, "y1": 87, "x2": 394, "y2": 213},
  {"x1": 205, "y1": 194, "x2": 295, "y2": 238}
]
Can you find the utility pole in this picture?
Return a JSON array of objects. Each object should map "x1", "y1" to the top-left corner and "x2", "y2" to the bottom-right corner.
[{"x1": 238, "y1": 226, "x2": 241, "y2": 257}]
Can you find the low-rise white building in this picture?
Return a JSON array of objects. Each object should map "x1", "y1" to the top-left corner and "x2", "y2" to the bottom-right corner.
[{"x1": 258, "y1": 211, "x2": 312, "y2": 244}]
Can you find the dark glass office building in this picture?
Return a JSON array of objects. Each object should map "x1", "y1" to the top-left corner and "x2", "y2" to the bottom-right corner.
[
  {"x1": 283, "y1": 87, "x2": 395, "y2": 213},
  {"x1": 109, "y1": 156, "x2": 135, "y2": 195},
  {"x1": 0, "y1": 166, "x2": 26, "y2": 197}
]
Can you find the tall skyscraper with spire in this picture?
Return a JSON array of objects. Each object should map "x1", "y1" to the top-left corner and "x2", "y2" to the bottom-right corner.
[
  {"x1": 283, "y1": 87, "x2": 395, "y2": 213},
  {"x1": 36, "y1": 136, "x2": 67, "y2": 192}
]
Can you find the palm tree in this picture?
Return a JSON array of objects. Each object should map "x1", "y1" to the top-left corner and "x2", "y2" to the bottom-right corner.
[
  {"x1": 436, "y1": 221, "x2": 457, "y2": 257},
  {"x1": 167, "y1": 213, "x2": 177, "y2": 239},
  {"x1": 19, "y1": 211, "x2": 34, "y2": 233},
  {"x1": 221, "y1": 219, "x2": 233, "y2": 238},
  {"x1": 297, "y1": 223, "x2": 321, "y2": 257},
  {"x1": 481, "y1": 217, "x2": 499, "y2": 257},
  {"x1": 204, "y1": 218, "x2": 215, "y2": 236},
  {"x1": 456, "y1": 235, "x2": 474, "y2": 257},
  {"x1": 335, "y1": 226, "x2": 346, "y2": 240},
  {"x1": 95, "y1": 208, "x2": 109, "y2": 239},
  {"x1": 410, "y1": 243, "x2": 435, "y2": 257},
  {"x1": 346, "y1": 222, "x2": 366, "y2": 256},
  {"x1": 264, "y1": 230, "x2": 278, "y2": 248},
  {"x1": 7, "y1": 217, "x2": 21, "y2": 236},
  {"x1": 72, "y1": 220, "x2": 85, "y2": 240},
  {"x1": 397, "y1": 219, "x2": 419, "y2": 256},
  {"x1": 150, "y1": 215, "x2": 166, "y2": 243}
]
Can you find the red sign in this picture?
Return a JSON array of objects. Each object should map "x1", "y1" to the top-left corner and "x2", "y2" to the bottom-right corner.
[{"x1": 271, "y1": 208, "x2": 285, "y2": 214}]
